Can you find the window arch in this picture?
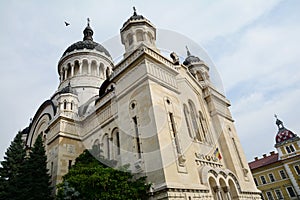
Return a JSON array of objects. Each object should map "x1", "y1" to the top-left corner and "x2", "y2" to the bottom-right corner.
[
  {"x1": 63, "y1": 101, "x2": 67, "y2": 110},
  {"x1": 199, "y1": 111, "x2": 211, "y2": 143},
  {"x1": 92, "y1": 139, "x2": 101, "y2": 158},
  {"x1": 136, "y1": 30, "x2": 143, "y2": 42},
  {"x1": 183, "y1": 104, "x2": 193, "y2": 139},
  {"x1": 102, "y1": 134, "x2": 110, "y2": 159},
  {"x1": 112, "y1": 128, "x2": 120, "y2": 158},
  {"x1": 147, "y1": 32, "x2": 153, "y2": 44},
  {"x1": 127, "y1": 33, "x2": 133, "y2": 46},
  {"x1": 188, "y1": 100, "x2": 202, "y2": 141}
]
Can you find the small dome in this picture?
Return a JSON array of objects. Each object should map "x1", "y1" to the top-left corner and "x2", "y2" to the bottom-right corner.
[
  {"x1": 183, "y1": 46, "x2": 203, "y2": 66},
  {"x1": 275, "y1": 117, "x2": 296, "y2": 143},
  {"x1": 58, "y1": 82, "x2": 77, "y2": 95},
  {"x1": 62, "y1": 18, "x2": 111, "y2": 58},
  {"x1": 62, "y1": 40, "x2": 111, "y2": 57},
  {"x1": 121, "y1": 7, "x2": 152, "y2": 30}
]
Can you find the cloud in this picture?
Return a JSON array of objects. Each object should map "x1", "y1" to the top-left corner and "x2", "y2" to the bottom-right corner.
[
  {"x1": 214, "y1": 1, "x2": 300, "y2": 160},
  {"x1": 0, "y1": 0, "x2": 298, "y2": 163}
]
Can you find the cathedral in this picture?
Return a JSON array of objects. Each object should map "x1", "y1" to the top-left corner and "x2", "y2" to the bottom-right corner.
[{"x1": 22, "y1": 9, "x2": 261, "y2": 199}]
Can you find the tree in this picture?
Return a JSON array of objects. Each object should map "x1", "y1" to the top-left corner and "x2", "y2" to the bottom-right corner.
[
  {"x1": 0, "y1": 130, "x2": 27, "y2": 200},
  {"x1": 17, "y1": 134, "x2": 53, "y2": 200},
  {"x1": 57, "y1": 150, "x2": 151, "y2": 200}
]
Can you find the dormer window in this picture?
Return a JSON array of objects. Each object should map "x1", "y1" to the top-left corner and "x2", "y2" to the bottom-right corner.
[{"x1": 285, "y1": 144, "x2": 295, "y2": 154}]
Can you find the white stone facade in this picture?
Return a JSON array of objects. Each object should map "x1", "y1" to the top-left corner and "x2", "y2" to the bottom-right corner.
[{"x1": 24, "y1": 10, "x2": 261, "y2": 200}]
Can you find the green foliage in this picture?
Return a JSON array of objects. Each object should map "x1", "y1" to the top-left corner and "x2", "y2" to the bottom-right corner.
[
  {"x1": 57, "y1": 150, "x2": 151, "y2": 200},
  {"x1": 0, "y1": 131, "x2": 26, "y2": 200},
  {"x1": 16, "y1": 134, "x2": 53, "y2": 200}
]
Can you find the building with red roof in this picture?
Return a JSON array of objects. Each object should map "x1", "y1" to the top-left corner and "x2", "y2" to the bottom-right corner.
[{"x1": 249, "y1": 117, "x2": 300, "y2": 199}]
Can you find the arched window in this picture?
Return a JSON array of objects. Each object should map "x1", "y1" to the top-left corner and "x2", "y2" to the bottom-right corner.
[
  {"x1": 63, "y1": 101, "x2": 67, "y2": 110},
  {"x1": 102, "y1": 134, "x2": 110, "y2": 159},
  {"x1": 92, "y1": 139, "x2": 101, "y2": 158},
  {"x1": 147, "y1": 32, "x2": 153, "y2": 44},
  {"x1": 112, "y1": 129, "x2": 120, "y2": 158},
  {"x1": 188, "y1": 100, "x2": 202, "y2": 141},
  {"x1": 199, "y1": 111, "x2": 210, "y2": 143},
  {"x1": 136, "y1": 30, "x2": 143, "y2": 42},
  {"x1": 183, "y1": 104, "x2": 193, "y2": 139},
  {"x1": 70, "y1": 102, "x2": 73, "y2": 110},
  {"x1": 127, "y1": 33, "x2": 133, "y2": 46}
]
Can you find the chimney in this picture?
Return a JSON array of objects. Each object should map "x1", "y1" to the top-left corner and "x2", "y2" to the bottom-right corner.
[
  {"x1": 263, "y1": 154, "x2": 267, "y2": 158},
  {"x1": 270, "y1": 151, "x2": 275, "y2": 155},
  {"x1": 254, "y1": 157, "x2": 258, "y2": 161}
]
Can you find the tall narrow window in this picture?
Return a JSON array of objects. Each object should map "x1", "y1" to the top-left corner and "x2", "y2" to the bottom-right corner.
[
  {"x1": 286, "y1": 146, "x2": 291, "y2": 153},
  {"x1": 70, "y1": 102, "x2": 73, "y2": 110},
  {"x1": 112, "y1": 129, "x2": 120, "y2": 157},
  {"x1": 268, "y1": 173, "x2": 275, "y2": 182},
  {"x1": 50, "y1": 162, "x2": 53, "y2": 176},
  {"x1": 63, "y1": 101, "x2": 67, "y2": 110},
  {"x1": 133, "y1": 117, "x2": 141, "y2": 159},
  {"x1": 199, "y1": 111, "x2": 210, "y2": 143},
  {"x1": 68, "y1": 160, "x2": 72, "y2": 170},
  {"x1": 266, "y1": 191, "x2": 274, "y2": 200},
  {"x1": 294, "y1": 164, "x2": 300, "y2": 175},
  {"x1": 286, "y1": 186, "x2": 296, "y2": 197},
  {"x1": 275, "y1": 189, "x2": 283, "y2": 199},
  {"x1": 279, "y1": 170, "x2": 287, "y2": 179},
  {"x1": 183, "y1": 104, "x2": 193, "y2": 138},
  {"x1": 102, "y1": 134, "x2": 110, "y2": 159},
  {"x1": 116, "y1": 131, "x2": 120, "y2": 155},
  {"x1": 169, "y1": 112, "x2": 181, "y2": 154},
  {"x1": 260, "y1": 176, "x2": 267, "y2": 184},
  {"x1": 188, "y1": 101, "x2": 201, "y2": 141}
]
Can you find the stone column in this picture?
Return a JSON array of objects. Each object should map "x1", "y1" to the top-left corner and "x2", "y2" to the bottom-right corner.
[
  {"x1": 88, "y1": 60, "x2": 91, "y2": 75},
  {"x1": 60, "y1": 71, "x2": 63, "y2": 81},
  {"x1": 79, "y1": 61, "x2": 82, "y2": 74},
  {"x1": 64, "y1": 68, "x2": 68, "y2": 80},
  {"x1": 223, "y1": 186, "x2": 231, "y2": 200},
  {"x1": 96, "y1": 63, "x2": 100, "y2": 76},
  {"x1": 213, "y1": 186, "x2": 223, "y2": 200},
  {"x1": 71, "y1": 63, "x2": 74, "y2": 77}
]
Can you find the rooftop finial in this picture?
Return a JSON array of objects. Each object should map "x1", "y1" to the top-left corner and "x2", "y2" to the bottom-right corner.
[
  {"x1": 87, "y1": 17, "x2": 90, "y2": 26},
  {"x1": 83, "y1": 17, "x2": 93, "y2": 41},
  {"x1": 133, "y1": 6, "x2": 137, "y2": 15},
  {"x1": 275, "y1": 114, "x2": 284, "y2": 129},
  {"x1": 186, "y1": 46, "x2": 191, "y2": 56}
]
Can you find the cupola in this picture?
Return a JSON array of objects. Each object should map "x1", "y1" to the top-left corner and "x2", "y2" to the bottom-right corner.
[
  {"x1": 275, "y1": 115, "x2": 296, "y2": 144},
  {"x1": 120, "y1": 7, "x2": 158, "y2": 57},
  {"x1": 56, "y1": 19, "x2": 114, "y2": 106},
  {"x1": 183, "y1": 47, "x2": 210, "y2": 82}
]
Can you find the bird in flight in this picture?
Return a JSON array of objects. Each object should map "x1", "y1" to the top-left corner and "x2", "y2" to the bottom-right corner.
[{"x1": 64, "y1": 21, "x2": 70, "y2": 26}]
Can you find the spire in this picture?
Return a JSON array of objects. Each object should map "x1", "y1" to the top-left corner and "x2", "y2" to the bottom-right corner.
[
  {"x1": 275, "y1": 114, "x2": 284, "y2": 130},
  {"x1": 133, "y1": 6, "x2": 137, "y2": 16},
  {"x1": 186, "y1": 46, "x2": 191, "y2": 56},
  {"x1": 83, "y1": 18, "x2": 93, "y2": 41}
]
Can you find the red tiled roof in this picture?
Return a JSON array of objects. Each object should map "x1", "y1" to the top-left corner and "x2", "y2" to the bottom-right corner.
[{"x1": 249, "y1": 153, "x2": 279, "y2": 170}]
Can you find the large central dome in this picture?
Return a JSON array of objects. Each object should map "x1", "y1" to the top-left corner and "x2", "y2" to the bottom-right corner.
[
  {"x1": 62, "y1": 19, "x2": 111, "y2": 58},
  {"x1": 62, "y1": 40, "x2": 111, "y2": 57}
]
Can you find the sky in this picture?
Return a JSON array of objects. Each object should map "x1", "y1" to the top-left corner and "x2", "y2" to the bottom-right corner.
[{"x1": 0, "y1": 0, "x2": 299, "y2": 162}]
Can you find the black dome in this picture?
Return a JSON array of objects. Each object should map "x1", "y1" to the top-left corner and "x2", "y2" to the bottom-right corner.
[
  {"x1": 62, "y1": 40, "x2": 111, "y2": 57},
  {"x1": 183, "y1": 47, "x2": 203, "y2": 66},
  {"x1": 62, "y1": 19, "x2": 111, "y2": 58},
  {"x1": 183, "y1": 55, "x2": 202, "y2": 66}
]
